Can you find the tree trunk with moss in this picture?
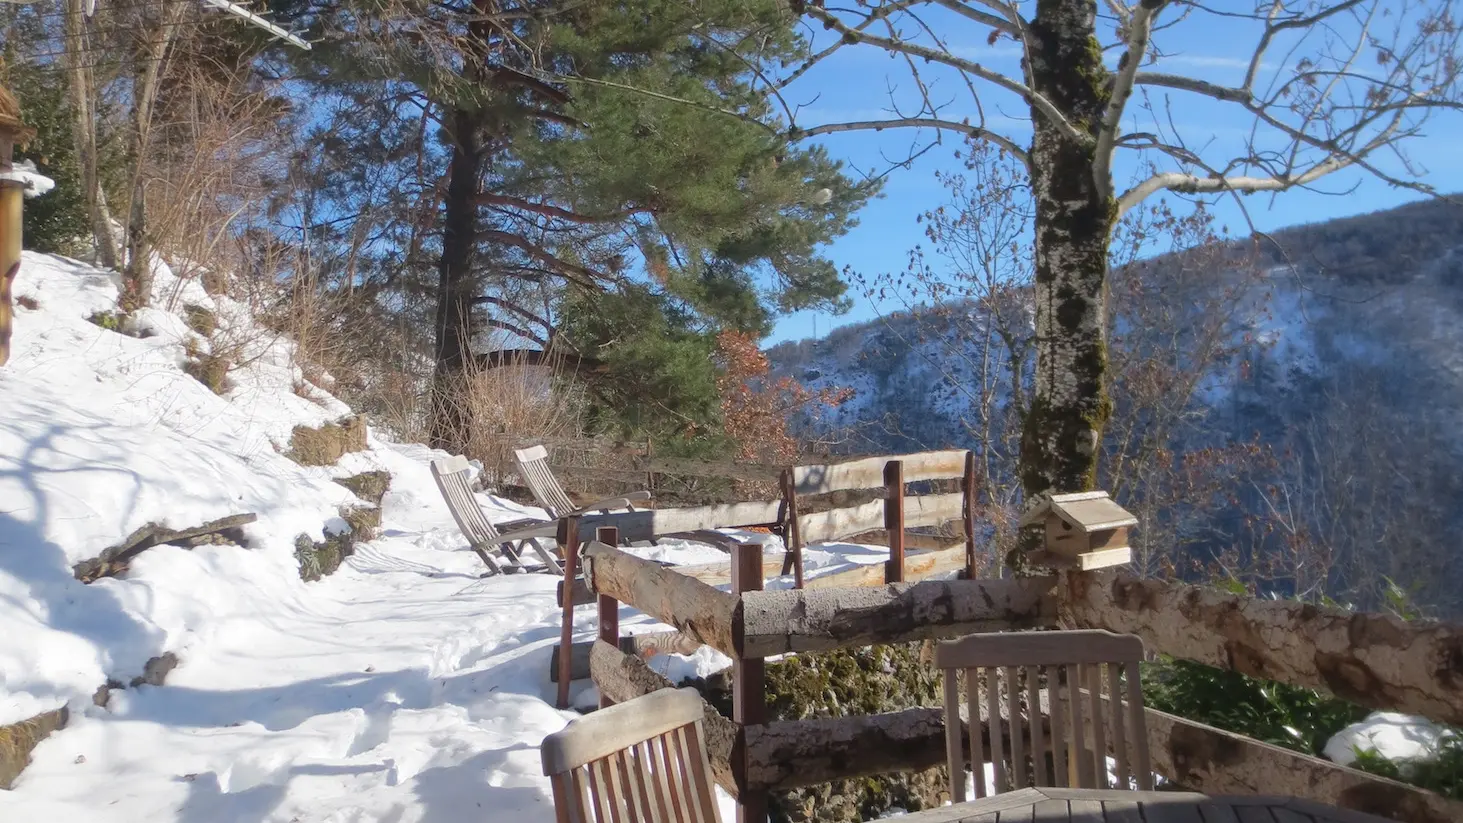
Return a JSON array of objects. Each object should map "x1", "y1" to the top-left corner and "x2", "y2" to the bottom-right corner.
[{"x1": 1017, "y1": 0, "x2": 1114, "y2": 559}]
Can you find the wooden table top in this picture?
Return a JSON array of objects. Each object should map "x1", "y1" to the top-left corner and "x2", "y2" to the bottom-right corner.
[{"x1": 888, "y1": 787, "x2": 1394, "y2": 823}]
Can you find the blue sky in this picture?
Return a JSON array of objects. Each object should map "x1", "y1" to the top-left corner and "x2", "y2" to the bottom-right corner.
[{"x1": 764, "y1": 3, "x2": 1463, "y2": 345}]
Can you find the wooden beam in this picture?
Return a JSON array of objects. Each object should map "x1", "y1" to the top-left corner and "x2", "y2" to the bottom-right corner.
[
  {"x1": 1060, "y1": 571, "x2": 1463, "y2": 726},
  {"x1": 589, "y1": 639, "x2": 741, "y2": 798},
  {"x1": 550, "y1": 631, "x2": 705, "y2": 683},
  {"x1": 737, "y1": 577, "x2": 1058, "y2": 657},
  {"x1": 804, "y1": 546, "x2": 969, "y2": 590},
  {"x1": 845, "y1": 529, "x2": 962, "y2": 552},
  {"x1": 558, "y1": 552, "x2": 791, "y2": 607},
  {"x1": 731, "y1": 543, "x2": 768, "y2": 823},
  {"x1": 574, "y1": 501, "x2": 783, "y2": 544},
  {"x1": 792, "y1": 450, "x2": 968, "y2": 495},
  {"x1": 583, "y1": 541, "x2": 741, "y2": 658},
  {"x1": 884, "y1": 460, "x2": 905, "y2": 584},
  {"x1": 595, "y1": 525, "x2": 620, "y2": 709},
  {"x1": 555, "y1": 516, "x2": 581, "y2": 709}
]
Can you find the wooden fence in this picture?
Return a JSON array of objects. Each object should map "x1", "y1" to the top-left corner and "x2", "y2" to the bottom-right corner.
[{"x1": 539, "y1": 448, "x2": 1463, "y2": 823}]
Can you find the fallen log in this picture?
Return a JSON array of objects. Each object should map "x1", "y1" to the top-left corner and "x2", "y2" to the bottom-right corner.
[
  {"x1": 74, "y1": 513, "x2": 257, "y2": 582},
  {"x1": 550, "y1": 630, "x2": 703, "y2": 682},
  {"x1": 737, "y1": 577, "x2": 1058, "y2": 657},
  {"x1": 589, "y1": 639, "x2": 740, "y2": 797},
  {"x1": 582, "y1": 541, "x2": 740, "y2": 658},
  {"x1": 1060, "y1": 571, "x2": 1463, "y2": 726}
]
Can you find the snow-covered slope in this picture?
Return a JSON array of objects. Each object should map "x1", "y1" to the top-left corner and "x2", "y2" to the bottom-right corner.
[
  {"x1": 0, "y1": 252, "x2": 593, "y2": 821},
  {"x1": 0, "y1": 252, "x2": 840, "y2": 821}
]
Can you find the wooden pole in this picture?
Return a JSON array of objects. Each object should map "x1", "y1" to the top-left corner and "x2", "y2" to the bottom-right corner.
[
  {"x1": 0, "y1": 125, "x2": 21, "y2": 368},
  {"x1": 884, "y1": 460, "x2": 905, "y2": 584},
  {"x1": 962, "y1": 450, "x2": 977, "y2": 579},
  {"x1": 778, "y1": 468, "x2": 803, "y2": 588},
  {"x1": 731, "y1": 541, "x2": 768, "y2": 823},
  {"x1": 555, "y1": 515, "x2": 581, "y2": 709},
  {"x1": 595, "y1": 525, "x2": 620, "y2": 709}
]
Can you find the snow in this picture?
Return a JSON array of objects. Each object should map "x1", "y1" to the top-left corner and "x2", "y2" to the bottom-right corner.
[
  {"x1": 0, "y1": 251, "x2": 890, "y2": 822},
  {"x1": 0, "y1": 159, "x2": 56, "y2": 197},
  {"x1": 1324, "y1": 712, "x2": 1456, "y2": 772}
]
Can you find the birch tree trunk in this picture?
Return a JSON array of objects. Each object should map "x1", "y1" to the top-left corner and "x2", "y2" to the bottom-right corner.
[
  {"x1": 61, "y1": 0, "x2": 118, "y2": 271},
  {"x1": 1018, "y1": 0, "x2": 1113, "y2": 551}
]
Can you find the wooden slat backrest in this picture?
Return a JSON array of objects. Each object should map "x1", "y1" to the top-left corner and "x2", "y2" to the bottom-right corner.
[
  {"x1": 430, "y1": 457, "x2": 507, "y2": 547},
  {"x1": 541, "y1": 688, "x2": 722, "y2": 823},
  {"x1": 515, "y1": 444, "x2": 578, "y2": 518},
  {"x1": 934, "y1": 629, "x2": 1152, "y2": 800}
]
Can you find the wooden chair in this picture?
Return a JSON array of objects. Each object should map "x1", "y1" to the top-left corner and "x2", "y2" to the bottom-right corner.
[
  {"x1": 540, "y1": 687, "x2": 721, "y2": 823},
  {"x1": 935, "y1": 629, "x2": 1152, "y2": 800},
  {"x1": 429, "y1": 456, "x2": 562, "y2": 575},
  {"x1": 514, "y1": 444, "x2": 653, "y2": 519}
]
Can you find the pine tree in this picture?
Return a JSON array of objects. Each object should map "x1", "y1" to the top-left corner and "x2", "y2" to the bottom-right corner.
[{"x1": 285, "y1": 0, "x2": 877, "y2": 451}]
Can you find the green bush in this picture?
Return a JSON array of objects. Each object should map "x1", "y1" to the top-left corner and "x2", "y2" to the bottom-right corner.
[{"x1": 1351, "y1": 737, "x2": 1463, "y2": 800}]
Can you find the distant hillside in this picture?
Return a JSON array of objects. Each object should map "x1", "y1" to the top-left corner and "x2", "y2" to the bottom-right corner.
[{"x1": 769, "y1": 196, "x2": 1463, "y2": 614}]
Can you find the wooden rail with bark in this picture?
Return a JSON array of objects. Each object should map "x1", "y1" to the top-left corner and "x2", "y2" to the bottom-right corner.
[
  {"x1": 1060, "y1": 571, "x2": 1463, "y2": 727},
  {"x1": 581, "y1": 539, "x2": 741, "y2": 658}
]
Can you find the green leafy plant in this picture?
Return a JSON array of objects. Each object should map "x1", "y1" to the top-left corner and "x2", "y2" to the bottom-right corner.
[
  {"x1": 87, "y1": 311, "x2": 122, "y2": 332},
  {"x1": 1350, "y1": 735, "x2": 1463, "y2": 799}
]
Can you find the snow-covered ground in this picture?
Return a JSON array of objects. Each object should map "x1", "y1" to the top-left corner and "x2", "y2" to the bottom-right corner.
[{"x1": 0, "y1": 252, "x2": 894, "y2": 822}]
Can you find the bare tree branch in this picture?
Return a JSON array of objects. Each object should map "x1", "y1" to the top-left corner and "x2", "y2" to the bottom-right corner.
[
  {"x1": 792, "y1": 117, "x2": 1029, "y2": 166},
  {"x1": 1094, "y1": 0, "x2": 1163, "y2": 200}
]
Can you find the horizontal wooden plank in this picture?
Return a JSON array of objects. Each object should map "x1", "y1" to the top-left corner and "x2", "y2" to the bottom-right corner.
[
  {"x1": 798, "y1": 493, "x2": 965, "y2": 545},
  {"x1": 574, "y1": 501, "x2": 783, "y2": 543},
  {"x1": 1062, "y1": 571, "x2": 1463, "y2": 726},
  {"x1": 589, "y1": 639, "x2": 741, "y2": 798},
  {"x1": 844, "y1": 529, "x2": 964, "y2": 552},
  {"x1": 583, "y1": 541, "x2": 741, "y2": 658},
  {"x1": 792, "y1": 450, "x2": 968, "y2": 495},
  {"x1": 549, "y1": 630, "x2": 703, "y2": 682},
  {"x1": 737, "y1": 577, "x2": 1058, "y2": 657},
  {"x1": 805, "y1": 546, "x2": 969, "y2": 590}
]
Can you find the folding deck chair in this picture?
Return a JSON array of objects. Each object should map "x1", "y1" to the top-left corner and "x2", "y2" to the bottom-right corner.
[
  {"x1": 513, "y1": 445, "x2": 652, "y2": 518},
  {"x1": 430, "y1": 456, "x2": 562, "y2": 575}
]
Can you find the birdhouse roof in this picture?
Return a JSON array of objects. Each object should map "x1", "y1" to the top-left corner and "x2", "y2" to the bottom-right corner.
[{"x1": 1019, "y1": 491, "x2": 1137, "y2": 531}]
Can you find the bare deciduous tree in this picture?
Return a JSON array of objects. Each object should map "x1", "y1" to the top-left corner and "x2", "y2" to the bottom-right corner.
[{"x1": 776, "y1": 0, "x2": 1463, "y2": 550}]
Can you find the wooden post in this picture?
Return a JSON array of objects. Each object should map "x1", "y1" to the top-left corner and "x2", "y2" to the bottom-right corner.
[
  {"x1": 884, "y1": 460, "x2": 905, "y2": 584},
  {"x1": 555, "y1": 515, "x2": 581, "y2": 710},
  {"x1": 595, "y1": 525, "x2": 620, "y2": 710},
  {"x1": 0, "y1": 118, "x2": 22, "y2": 368},
  {"x1": 732, "y1": 541, "x2": 768, "y2": 823},
  {"x1": 962, "y1": 450, "x2": 977, "y2": 579},
  {"x1": 779, "y1": 468, "x2": 804, "y2": 588}
]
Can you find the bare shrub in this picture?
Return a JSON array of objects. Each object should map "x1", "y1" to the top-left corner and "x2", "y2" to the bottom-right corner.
[{"x1": 452, "y1": 354, "x2": 586, "y2": 483}]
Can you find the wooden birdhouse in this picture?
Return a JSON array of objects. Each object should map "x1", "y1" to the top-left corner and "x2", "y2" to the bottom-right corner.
[{"x1": 1019, "y1": 491, "x2": 1136, "y2": 571}]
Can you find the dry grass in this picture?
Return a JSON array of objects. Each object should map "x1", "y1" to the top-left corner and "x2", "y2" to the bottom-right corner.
[
  {"x1": 287, "y1": 416, "x2": 368, "y2": 466},
  {"x1": 453, "y1": 354, "x2": 587, "y2": 485},
  {"x1": 0, "y1": 707, "x2": 68, "y2": 789}
]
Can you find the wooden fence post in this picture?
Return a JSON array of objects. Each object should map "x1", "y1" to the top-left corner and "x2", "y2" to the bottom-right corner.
[
  {"x1": 884, "y1": 460, "x2": 905, "y2": 584},
  {"x1": 962, "y1": 450, "x2": 977, "y2": 579},
  {"x1": 555, "y1": 515, "x2": 582, "y2": 710},
  {"x1": 595, "y1": 525, "x2": 620, "y2": 710},
  {"x1": 779, "y1": 467, "x2": 804, "y2": 589},
  {"x1": 732, "y1": 541, "x2": 768, "y2": 823}
]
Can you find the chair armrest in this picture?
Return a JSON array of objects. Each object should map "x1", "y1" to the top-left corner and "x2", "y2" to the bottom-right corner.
[
  {"x1": 494, "y1": 519, "x2": 558, "y2": 542},
  {"x1": 575, "y1": 490, "x2": 654, "y2": 514}
]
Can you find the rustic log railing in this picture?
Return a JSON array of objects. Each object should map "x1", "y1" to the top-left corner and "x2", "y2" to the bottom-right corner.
[{"x1": 569, "y1": 534, "x2": 1463, "y2": 823}]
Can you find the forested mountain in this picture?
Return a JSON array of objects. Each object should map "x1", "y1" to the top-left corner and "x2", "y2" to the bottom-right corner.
[{"x1": 769, "y1": 196, "x2": 1463, "y2": 616}]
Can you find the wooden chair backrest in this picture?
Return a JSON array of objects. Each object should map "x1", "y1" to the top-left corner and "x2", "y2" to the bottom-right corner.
[
  {"x1": 540, "y1": 688, "x2": 722, "y2": 823},
  {"x1": 515, "y1": 444, "x2": 578, "y2": 518},
  {"x1": 934, "y1": 629, "x2": 1152, "y2": 800},
  {"x1": 429, "y1": 456, "x2": 504, "y2": 547}
]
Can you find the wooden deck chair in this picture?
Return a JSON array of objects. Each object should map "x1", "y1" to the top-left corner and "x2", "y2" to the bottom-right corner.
[
  {"x1": 430, "y1": 456, "x2": 562, "y2": 575},
  {"x1": 514, "y1": 445, "x2": 652, "y2": 518},
  {"x1": 540, "y1": 687, "x2": 721, "y2": 823},
  {"x1": 935, "y1": 629, "x2": 1152, "y2": 800}
]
